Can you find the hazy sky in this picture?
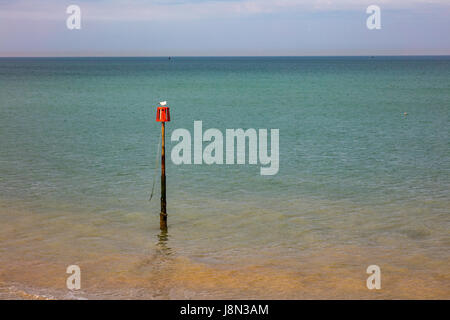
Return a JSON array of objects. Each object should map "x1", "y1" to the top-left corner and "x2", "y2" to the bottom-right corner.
[{"x1": 0, "y1": 0, "x2": 449, "y2": 56}]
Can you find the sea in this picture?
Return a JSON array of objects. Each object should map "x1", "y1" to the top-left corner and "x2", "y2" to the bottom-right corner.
[{"x1": 0, "y1": 56, "x2": 449, "y2": 299}]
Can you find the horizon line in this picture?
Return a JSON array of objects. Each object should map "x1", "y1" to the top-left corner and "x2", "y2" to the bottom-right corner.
[{"x1": 1, "y1": 54, "x2": 450, "y2": 59}]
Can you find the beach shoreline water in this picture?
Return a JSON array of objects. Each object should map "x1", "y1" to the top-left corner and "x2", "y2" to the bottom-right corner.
[{"x1": 0, "y1": 204, "x2": 448, "y2": 300}]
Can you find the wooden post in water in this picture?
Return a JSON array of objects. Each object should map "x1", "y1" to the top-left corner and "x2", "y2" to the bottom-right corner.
[
  {"x1": 160, "y1": 121, "x2": 167, "y2": 230},
  {"x1": 156, "y1": 101, "x2": 170, "y2": 230}
]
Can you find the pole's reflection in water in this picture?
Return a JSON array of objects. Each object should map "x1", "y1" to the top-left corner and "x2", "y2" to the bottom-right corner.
[{"x1": 156, "y1": 228, "x2": 172, "y2": 257}]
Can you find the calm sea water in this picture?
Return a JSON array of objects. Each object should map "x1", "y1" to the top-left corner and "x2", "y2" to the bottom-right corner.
[{"x1": 0, "y1": 57, "x2": 449, "y2": 299}]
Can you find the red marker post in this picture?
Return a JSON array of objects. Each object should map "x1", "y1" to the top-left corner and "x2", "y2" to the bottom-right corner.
[{"x1": 156, "y1": 101, "x2": 170, "y2": 230}]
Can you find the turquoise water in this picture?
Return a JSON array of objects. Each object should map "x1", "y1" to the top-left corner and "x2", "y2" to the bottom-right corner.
[{"x1": 0, "y1": 57, "x2": 449, "y2": 299}]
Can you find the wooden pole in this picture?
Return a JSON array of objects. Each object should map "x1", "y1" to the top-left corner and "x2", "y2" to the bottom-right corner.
[{"x1": 160, "y1": 121, "x2": 167, "y2": 230}]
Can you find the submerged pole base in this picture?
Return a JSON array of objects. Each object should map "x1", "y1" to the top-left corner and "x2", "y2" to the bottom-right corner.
[{"x1": 160, "y1": 212, "x2": 167, "y2": 231}]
